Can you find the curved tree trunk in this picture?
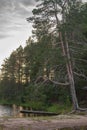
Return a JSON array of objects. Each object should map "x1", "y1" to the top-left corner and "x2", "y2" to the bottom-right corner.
[
  {"x1": 59, "y1": 32, "x2": 79, "y2": 110},
  {"x1": 53, "y1": 1, "x2": 79, "y2": 110},
  {"x1": 64, "y1": 32, "x2": 79, "y2": 110}
]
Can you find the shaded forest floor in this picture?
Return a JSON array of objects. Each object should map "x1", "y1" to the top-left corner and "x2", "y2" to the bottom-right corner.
[{"x1": 0, "y1": 115, "x2": 87, "y2": 130}]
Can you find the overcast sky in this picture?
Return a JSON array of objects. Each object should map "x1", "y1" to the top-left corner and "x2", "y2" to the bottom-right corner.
[
  {"x1": 0, "y1": 0, "x2": 36, "y2": 68},
  {"x1": 0, "y1": 0, "x2": 87, "y2": 69}
]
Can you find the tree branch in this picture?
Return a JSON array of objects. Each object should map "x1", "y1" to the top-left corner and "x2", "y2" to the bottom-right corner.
[
  {"x1": 74, "y1": 58, "x2": 87, "y2": 63},
  {"x1": 44, "y1": 78, "x2": 69, "y2": 86},
  {"x1": 74, "y1": 72, "x2": 87, "y2": 80},
  {"x1": 35, "y1": 76, "x2": 44, "y2": 84},
  {"x1": 35, "y1": 76, "x2": 69, "y2": 86}
]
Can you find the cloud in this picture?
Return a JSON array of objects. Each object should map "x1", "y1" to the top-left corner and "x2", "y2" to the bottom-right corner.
[
  {"x1": 0, "y1": 0, "x2": 36, "y2": 39},
  {"x1": 19, "y1": 0, "x2": 36, "y2": 6},
  {"x1": 82, "y1": 0, "x2": 87, "y2": 2},
  {"x1": 0, "y1": 0, "x2": 36, "y2": 15},
  {"x1": 0, "y1": 33, "x2": 11, "y2": 39}
]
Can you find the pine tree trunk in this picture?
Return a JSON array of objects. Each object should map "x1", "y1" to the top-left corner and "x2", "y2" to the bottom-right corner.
[
  {"x1": 53, "y1": 2, "x2": 79, "y2": 110},
  {"x1": 59, "y1": 32, "x2": 79, "y2": 110}
]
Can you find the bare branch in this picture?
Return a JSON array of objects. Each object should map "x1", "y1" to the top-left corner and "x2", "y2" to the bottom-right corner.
[
  {"x1": 35, "y1": 76, "x2": 69, "y2": 86},
  {"x1": 44, "y1": 78, "x2": 69, "y2": 86},
  {"x1": 74, "y1": 58, "x2": 87, "y2": 63},
  {"x1": 74, "y1": 72, "x2": 87, "y2": 80},
  {"x1": 35, "y1": 76, "x2": 44, "y2": 84}
]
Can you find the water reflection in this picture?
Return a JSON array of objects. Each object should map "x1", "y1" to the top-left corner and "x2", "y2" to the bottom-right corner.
[
  {"x1": 0, "y1": 105, "x2": 20, "y2": 117},
  {"x1": 0, "y1": 105, "x2": 28, "y2": 117},
  {"x1": 0, "y1": 105, "x2": 13, "y2": 117}
]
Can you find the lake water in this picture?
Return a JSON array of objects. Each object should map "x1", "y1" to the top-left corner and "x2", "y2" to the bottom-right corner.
[
  {"x1": 0, "y1": 105, "x2": 20, "y2": 117},
  {"x1": 0, "y1": 105, "x2": 31, "y2": 117}
]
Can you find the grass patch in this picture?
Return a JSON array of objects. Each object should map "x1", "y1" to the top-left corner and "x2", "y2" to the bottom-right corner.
[{"x1": 47, "y1": 104, "x2": 72, "y2": 114}]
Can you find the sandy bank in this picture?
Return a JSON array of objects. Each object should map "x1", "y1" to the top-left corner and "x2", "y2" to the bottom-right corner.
[{"x1": 0, "y1": 115, "x2": 87, "y2": 130}]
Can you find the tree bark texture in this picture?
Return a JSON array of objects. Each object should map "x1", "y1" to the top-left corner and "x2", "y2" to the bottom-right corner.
[{"x1": 59, "y1": 32, "x2": 79, "y2": 110}]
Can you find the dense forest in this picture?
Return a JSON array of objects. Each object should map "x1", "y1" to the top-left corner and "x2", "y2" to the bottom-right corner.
[{"x1": 0, "y1": 0, "x2": 87, "y2": 113}]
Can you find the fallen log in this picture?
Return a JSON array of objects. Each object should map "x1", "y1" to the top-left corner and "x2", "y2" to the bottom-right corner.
[{"x1": 20, "y1": 110, "x2": 59, "y2": 116}]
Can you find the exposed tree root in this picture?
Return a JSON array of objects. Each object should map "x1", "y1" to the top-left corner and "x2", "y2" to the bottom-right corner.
[
  {"x1": 77, "y1": 107, "x2": 87, "y2": 111},
  {"x1": 68, "y1": 107, "x2": 87, "y2": 114}
]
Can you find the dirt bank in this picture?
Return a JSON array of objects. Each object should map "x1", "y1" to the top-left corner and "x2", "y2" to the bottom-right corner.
[{"x1": 0, "y1": 115, "x2": 87, "y2": 130}]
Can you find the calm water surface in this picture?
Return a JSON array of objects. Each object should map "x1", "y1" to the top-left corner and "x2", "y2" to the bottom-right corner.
[{"x1": 0, "y1": 105, "x2": 19, "y2": 117}]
